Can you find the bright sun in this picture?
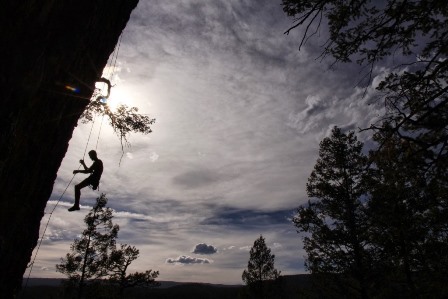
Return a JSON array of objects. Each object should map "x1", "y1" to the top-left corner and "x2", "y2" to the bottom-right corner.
[
  {"x1": 107, "y1": 88, "x2": 126, "y2": 112},
  {"x1": 95, "y1": 82, "x2": 131, "y2": 112}
]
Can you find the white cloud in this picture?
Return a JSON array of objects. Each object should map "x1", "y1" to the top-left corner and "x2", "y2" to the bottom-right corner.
[
  {"x1": 239, "y1": 246, "x2": 251, "y2": 251},
  {"x1": 273, "y1": 242, "x2": 283, "y2": 249},
  {"x1": 166, "y1": 255, "x2": 212, "y2": 265},
  {"x1": 287, "y1": 78, "x2": 384, "y2": 139},
  {"x1": 149, "y1": 152, "x2": 159, "y2": 162}
]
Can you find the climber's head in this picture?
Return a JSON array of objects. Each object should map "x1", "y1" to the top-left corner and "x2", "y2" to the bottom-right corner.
[{"x1": 88, "y1": 150, "x2": 98, "y2": 161}]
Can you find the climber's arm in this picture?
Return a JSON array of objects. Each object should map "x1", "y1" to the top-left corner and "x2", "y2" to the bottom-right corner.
[{"x1": 73, "y1": 160, "x2": 93, "y2": 174}]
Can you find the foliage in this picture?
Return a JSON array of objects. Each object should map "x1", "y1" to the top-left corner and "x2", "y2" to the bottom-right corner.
[
  {"x1": 282, "y1": 0, "x2": 448, "y2": 175},
  {"x1": 283, "y1": 3, "x2": 448, "y2": 294},
  {"x1": 296, "y1": 127, "x2": 448, "y2": 297},
  {"x1": 367, "y1": 130, "x2": 448, "y2": 298},
  {"x1": 283, "y1": 0, "x2": 447, "y2": 63},
  {"x1": 108, "y1": 244, "x2": 160, "y2": 296},
  {"x1": 294, "y1": 127, "x2": 373, "y2": 298},
  {"x1": 56, "y1": 194, "x2": 117, "y2": 298},
  {"x1": 56, "y1": 194, "x2": 159, "y2": 299},
  {"x1": 242, "y1": 235, "x2": 280, "y2": 298},
  {"x1": 81, "y1": 91, "x2": 155, "y2": 147}
]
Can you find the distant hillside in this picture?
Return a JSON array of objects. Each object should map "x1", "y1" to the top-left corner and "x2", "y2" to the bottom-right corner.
[
  {"x1": 21, "y1": 274, "x2": 311, "y2": 299},
  {"x1": 23, "y1": 278, "x2": 178, "y2": 288},
  {"x1": 23, "y1": 278, "x2": 62, "y2": 287},
  {"x1": 23, "y1": 278, "x2": 242, "y2": 289}
]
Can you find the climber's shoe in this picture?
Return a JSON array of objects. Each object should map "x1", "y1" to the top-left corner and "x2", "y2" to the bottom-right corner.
[{"x1": 68, "y1": 205, "x2": 80, "y2": 212}]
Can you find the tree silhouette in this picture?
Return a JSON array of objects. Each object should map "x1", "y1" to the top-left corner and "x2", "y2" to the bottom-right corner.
[
  {"x1": 367, "y1": 130, "x2": 448, "y2": 298},
  {"x1": 294, "y1": 127, "x2": 373, "y2": 298},
  {"x1": 108, "y1": 244, "x2": 160, "y2": 297},
  {"x1": 57, "y1": 194, "x2": 159, "y2": 298},
  {"x1": 82, "y1": 99, "x2": 155, "y2": 148},
  {"x1": 282, "y1": 0, "x2": 448, "y2": 174},
  {"x1": 283, "y1": 2, "x2": 448, "y2": 296},
  {"x1": 57, "y1": 194, "x2": 118, "y2": 299},
  {"x1": 242, "y1": 235, "x2": 280, "y2": 299}
]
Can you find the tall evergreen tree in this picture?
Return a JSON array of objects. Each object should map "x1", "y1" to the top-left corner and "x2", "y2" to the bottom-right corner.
[
  {"x1": 57, "y1": 194, "x2": 118, "y2": 299},
  {"x1": 242, "y1": 235, "x2": 280, "y2": 299},
  {"x1": 367, "y1": 131, "x2": 448, "y2": 298},
  {"x1": 57, "y1": 194, "x2": 159, "y2": 299},
  {"x1": 282, "y1": 2, "x2": 448, "y2": 296},
  {"x1": 294, "y1": 127, "x2": 372, "y2": 298}
]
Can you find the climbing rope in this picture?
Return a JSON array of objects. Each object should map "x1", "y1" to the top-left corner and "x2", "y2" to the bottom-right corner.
[
  {"x1": 23, "y1": 116, "x2": 98, "y2": 290},
  {"x1": 95, "y1": 114, "x2": 105, "y2": 151},
  {"x1": 22, "y1": 172, "x2": 78, "y2": 291},
  {"x1": 108, "y1": 33, "x2": 123, "y2": 80},
  {"x1": 102, "y1": 32, "x2": 122, "y2": 86},
  {"x1": 83, "y1": 115, "x2": 98, "y2": 158}
]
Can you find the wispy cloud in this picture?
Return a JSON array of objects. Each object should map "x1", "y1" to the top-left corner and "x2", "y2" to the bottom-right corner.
[
  {"x1": 200, "y1": 207, "x2": 294, "y2": 228},
  {"x1": 39, "y1": 0, "x2": 387, "y2": 285}
]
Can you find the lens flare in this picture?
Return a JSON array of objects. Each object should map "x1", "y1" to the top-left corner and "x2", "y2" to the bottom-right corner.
[
  {"x1": 65, "y1": 85, "x2": 80, "y2": 93},
  {"x1": 99, "y1": 97, "x2": 108, "y2": 105}
]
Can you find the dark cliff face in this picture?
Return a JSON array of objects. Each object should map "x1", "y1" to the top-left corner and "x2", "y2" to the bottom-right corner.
[{"x1": 0, "y1": 1, "x2": 139, "y2": 297}]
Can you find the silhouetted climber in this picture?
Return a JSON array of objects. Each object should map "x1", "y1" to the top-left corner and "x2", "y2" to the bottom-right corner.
[{"x1": 68, "y1": 150, "x2": 103, "y2": 212}]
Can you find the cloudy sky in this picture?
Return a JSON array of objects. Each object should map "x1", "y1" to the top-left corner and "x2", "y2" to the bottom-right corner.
[{"x1": 31, "y1": 0, "x2": 385, "y2": 285}]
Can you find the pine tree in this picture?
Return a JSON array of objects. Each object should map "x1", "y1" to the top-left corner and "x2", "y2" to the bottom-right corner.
[
  {"x1": 294, "y1": 127, "x2": 372, "y2": 298},
  {"x1": 108, "y1": 244, "x2": 160, "y2": 297},
  {"x1": 242, "y1": 235, "x2": 280, "y2": 298},
  {"x1": 367, "y1": 131, "x2": 448, "y2": 297},
  {"x1": 56, "y1": 194, "x2": 160, "y2": 298},
  {"x1": 56, "y1": 194, "x2": 118, "y2": 299}
]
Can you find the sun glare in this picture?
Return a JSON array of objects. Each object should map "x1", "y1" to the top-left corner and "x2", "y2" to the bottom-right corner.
[
  {"x1": 107, "y1": 88, "x2": 131, "y2": 112},
  {"x1": 95, "y1": 82, "x2": 131, "y2": 112}
]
